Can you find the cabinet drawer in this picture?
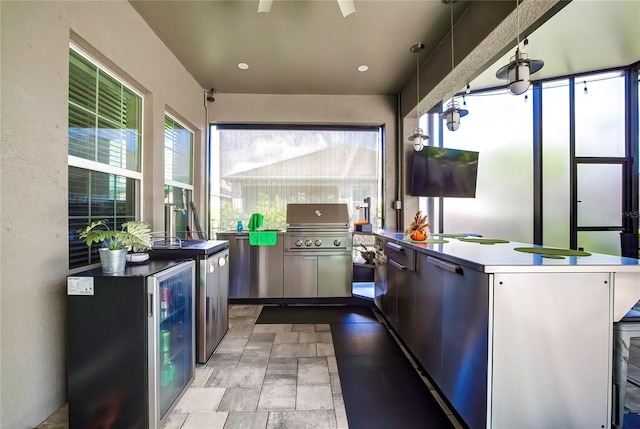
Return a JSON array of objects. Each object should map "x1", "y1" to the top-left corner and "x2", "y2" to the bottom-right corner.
[{"x1": 385, "y1": 241, "x2": 415, "y2": 271}]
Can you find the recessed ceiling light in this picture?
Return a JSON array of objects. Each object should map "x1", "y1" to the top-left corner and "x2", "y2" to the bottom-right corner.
[
  {"x1": 357, "y1": 65, "x2": 368, "y2": 72},
  {"x1": 238, "y1": 63, "x2": 249, "y2": 70}
]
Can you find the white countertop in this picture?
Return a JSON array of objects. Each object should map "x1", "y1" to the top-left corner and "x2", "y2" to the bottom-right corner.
[{"x1": 376, "y1": 230, "x2": 640, "y2": 273}]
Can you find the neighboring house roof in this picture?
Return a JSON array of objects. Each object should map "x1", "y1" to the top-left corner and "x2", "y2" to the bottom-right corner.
[{"x1": 224, "y1": 145, "x2": 378, "y2": 180}]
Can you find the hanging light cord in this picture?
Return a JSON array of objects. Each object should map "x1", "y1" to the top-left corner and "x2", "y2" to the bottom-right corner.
[
  {"x1": 516, "y1": 0, "x2": 521, "y2": 53},
  {"x1": 450, "y1": 2, "x2": 454, "y2": 73},
  {"x1": 416, "y1": 50, "x2": 420, "y2": 121}
]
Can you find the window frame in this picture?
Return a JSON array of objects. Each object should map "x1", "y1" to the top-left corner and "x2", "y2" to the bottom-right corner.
[{"x1": 68, "y1": 43, "x2": 144, "y2": 270}]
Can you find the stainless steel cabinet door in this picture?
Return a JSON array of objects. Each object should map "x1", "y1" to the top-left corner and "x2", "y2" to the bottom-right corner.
[
  {"x1": 385, "y1": 263, "x2": 399, "y2": 330},
  {"x1": 396, "y1": 268, "x2": 416, "y2": 352},
  {"x1": 317, "y1": 254, "x2": 352, "y2": 297},
  {"x1": 250, "y1": 241, "x2": 284, "y2": 298},
  {"x1": 217, "y1": 234, "x2": 250, "y2": 298},
  {"x1": 441, "y1": 264, "x2": 488, "y2": 429},
  {"x1": 414, "y1": 254, "x2": 445, "y2": 388},
  {"x1": 284, "y1": 255, "x2": 317, "y2": 297}
]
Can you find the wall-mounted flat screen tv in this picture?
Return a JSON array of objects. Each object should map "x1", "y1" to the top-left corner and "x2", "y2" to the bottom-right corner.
[{"x1": 411, "y1": 146, "x2": 479, "y2": 198}]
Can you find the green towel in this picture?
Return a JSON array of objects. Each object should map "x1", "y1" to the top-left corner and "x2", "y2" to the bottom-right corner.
[
  {"x1": 248, "y1": 213, "x2": 264, "y2": 231},
  {"x1": 249, "y1": 231, "x2": 278, "y2": 246}
]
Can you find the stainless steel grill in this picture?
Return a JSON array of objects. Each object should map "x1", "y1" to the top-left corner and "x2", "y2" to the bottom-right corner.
[
  {"x1": 283, "y1": 203, "x2": 353, "y2": 298},
  {"x1": 284, "y1": 203, "x2": 352, "y2": 252}
]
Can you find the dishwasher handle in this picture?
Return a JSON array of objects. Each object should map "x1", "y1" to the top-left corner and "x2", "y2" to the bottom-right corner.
[
  {"x1": 426, "y1": 256, "x2": 462, "y2": 274},
  {"x1": 386, "y1": 242, "x2": 404, "y2": 252},
  {"x1": 388, "y1": 259, "x2": 407, "y2": 270}
]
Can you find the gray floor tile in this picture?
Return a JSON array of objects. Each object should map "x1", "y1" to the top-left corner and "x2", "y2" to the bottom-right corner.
[
  {"x1": 298, "y1": 357, "x2": 330, "y2": 385},
  {"x1": 207, "y1": 366, "x2": 266, "y2": 388},
  {"x1": 160, "y1": 412, "x2": 188, "y2": 429},
  {"x1": 266, "y1": 357, "x2": 298, "y2": 375},
  {"x1": 230, "y1": 305, "x2": 261, "y2": 317},
  {"x1": 247, "y1": 332, "x2": 276, "y2": 347},
  {"x1": 296, "y1": 385, "x2": 334, "y2": 410},
  {"x1": 266, "y1": 410, "x2": 337, "y2": 429},
  {"x1": 238, "y1": 349, "x2": 271, "y2": 369},
  {"x1": 333, "y1": 393, "x2": 348, "y2": 429},
  {"x1": 218, "y1": 387, "x2": 261, "y2": 411},
  {"x1": 273, "y1": 332, "x2": 300, "y2": 344},
  {"x1": 223, "y1": 411, "x2": 269, "y2": 429},
  {"x1": 291, "y1": 324, "x2": 317, "y2": 332},
  {"x1": 174, "y1": 387, "x2": 227, "y2": 412},
  {"x1": 317, "y1": 342, "x2": 336, "y2": 357},
  {"x1": 216, "y1": 337, "x2": 250, "y2": 354},
  {"x1": 229, "y1": 316, "x2": 260, "y2": 326},
  {"x1": 271, "y1": 343, "x2": 317, "y2": 358},
  {"x1": 326, "y1": 356, "x2": 338, "y2": 374},
  {"x1": 206, "y1": 352, "x2": 242, "y2": 370},
  {"x1": 330, "y1": 372, "x2": 342, "y2": 393},
  {"x1": 228, "y1": 367, "x2": 267, "y2": 387},
  {"x1": 299, "y1": 332, "x2": 333, "y2": 344},
  {"x1": 263, "y1": 373, "x2": 298, "y2": 385},
  {"x1": 181, "y1": 411, "x2": 229, "y2": 429},
  {"x1": 226, "y1": 324, "x2": 256, "y2": 338},
  {"x1": 253, "y1": 324, "x2": 293, "y2": 333},
  {"x1": 192, "y1": 365, "x2": 215, "y2": 387},
  {"x1": 257, "y1": 384, "x2": 297, "y2": 410}
]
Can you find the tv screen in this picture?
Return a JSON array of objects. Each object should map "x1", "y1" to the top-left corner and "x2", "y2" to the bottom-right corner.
[{"x1": 411, "y1": 146, "x2": 479, "y2": 198}]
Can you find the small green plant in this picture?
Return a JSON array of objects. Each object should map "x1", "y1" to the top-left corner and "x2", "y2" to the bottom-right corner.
[{"x1": 77, "y1": 220, "x2": 152, "y2": 251}]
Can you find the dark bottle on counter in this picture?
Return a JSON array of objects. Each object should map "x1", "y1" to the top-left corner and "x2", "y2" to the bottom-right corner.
[{"x1": 237, "y1": 220, "x2": 243, "y2": 232}]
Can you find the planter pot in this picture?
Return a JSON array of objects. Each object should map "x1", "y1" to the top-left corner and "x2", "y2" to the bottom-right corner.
[{"x1": 98, "y1": 248, "x2": 128, "y2": 274}]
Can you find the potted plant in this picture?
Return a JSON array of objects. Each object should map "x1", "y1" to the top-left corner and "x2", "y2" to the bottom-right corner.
[{"x1": 77, "y1": 220, "x2": 152, "y2": 273}]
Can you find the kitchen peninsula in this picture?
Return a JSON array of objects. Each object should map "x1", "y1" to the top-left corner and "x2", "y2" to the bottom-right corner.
[{"x1": 374, "y1": 231, "x2": 640, "y2": 429}]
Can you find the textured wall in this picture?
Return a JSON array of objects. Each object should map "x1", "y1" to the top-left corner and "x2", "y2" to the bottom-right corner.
[{"x1": 0, "y1": 1, "x2": 204, "y2": 427}]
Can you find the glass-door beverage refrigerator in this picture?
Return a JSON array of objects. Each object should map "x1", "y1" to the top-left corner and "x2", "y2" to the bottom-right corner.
[{"x1": 67, "y1": 259, "x2": 195, "y2": 428}]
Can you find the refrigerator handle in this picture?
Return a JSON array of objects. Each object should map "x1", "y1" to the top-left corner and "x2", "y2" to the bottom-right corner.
[{"x1": 148, "y1": 292, "x2": 153, "y2": 317}]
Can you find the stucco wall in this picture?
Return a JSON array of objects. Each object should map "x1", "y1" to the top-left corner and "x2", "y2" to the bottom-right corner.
[
  {"x1": 0, "y1": 1, "x2": 205, "y2": 427},
  {"x1": 1, "y1": 3, "x2": 400, "y2": 427},
  {"x1": 209, "y1": 93, "x2": 399, "y2": 230}
]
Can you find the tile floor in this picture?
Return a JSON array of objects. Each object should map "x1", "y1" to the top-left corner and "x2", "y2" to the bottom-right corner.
[{"x1": 161, "y1": 304, "x2": 348, "y2": 429}]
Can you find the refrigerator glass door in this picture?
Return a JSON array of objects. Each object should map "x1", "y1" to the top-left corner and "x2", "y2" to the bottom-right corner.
[{"x1": 148, "y1": 260, "x2": 195, "y2": 427}]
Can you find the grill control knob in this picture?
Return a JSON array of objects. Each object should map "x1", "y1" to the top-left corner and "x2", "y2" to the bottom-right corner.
[
  {"x1": 314, "y1": 239, "x2": 322, "y2": 247},
  {"x1": 333, "y1": 239, "x2": 341, "y2": 247},
  {"x1": 295, "y1": 240, "x2": 303, "y2": 247},
  {"x1": 305, "y1": 239, "x2": 313, "y2": 247}
]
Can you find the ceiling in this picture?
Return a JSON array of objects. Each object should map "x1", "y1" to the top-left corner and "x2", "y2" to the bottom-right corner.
[{"x1": 130, "y1": 0, "x2": 640, "y2": 99}]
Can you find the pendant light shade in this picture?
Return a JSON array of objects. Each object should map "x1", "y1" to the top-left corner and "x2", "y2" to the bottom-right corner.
[
  {"x1": 440, "y1": 100, "x2": 468, "y2": 132},
  {"x1": 495, "y1": 49, "x2": 544, "y2": 95},
  {"x1": 408, "y1": 43, "x2": 428, "y2": 152},
  {"x1": 408, "y1": 128, "x2": 428, "y2": 152},
  {"x1": 495, "y1": 1, "x2": 544, "y2": 95}
]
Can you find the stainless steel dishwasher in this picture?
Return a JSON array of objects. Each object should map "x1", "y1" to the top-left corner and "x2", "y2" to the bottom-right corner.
[
  {"x1": 216, "y1": 231, "x2": 284, "y2": 298},
  {"x1": 384, "y1": 240, "x2": 416, "y2": 350}
]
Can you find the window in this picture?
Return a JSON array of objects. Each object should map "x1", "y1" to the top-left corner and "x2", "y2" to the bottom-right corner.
[
  {"x1": 164, "y1": 115, "x2": 194, "y2": 239},
  {"x1": 68, "y1": 46, "x2": 143, "y2": 269},
  {"x1": 208, "y1": 126, "x2": 383, "y2": 235},
  {"x1": 438, "y1": 90, "x2": 534, "y2": 243}
]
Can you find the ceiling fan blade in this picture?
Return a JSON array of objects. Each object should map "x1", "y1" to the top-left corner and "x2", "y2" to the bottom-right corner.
[
  {"x1": 257, "y1": 0, "x2": 272, "y2": 13},
  {"x1": 337, "y1": 0, "x2": 355, "y2": 17}
]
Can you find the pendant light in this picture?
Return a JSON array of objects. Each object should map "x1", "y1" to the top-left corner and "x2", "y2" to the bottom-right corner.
[
  {"x1": 495, "y1": 0, "x2": 544, "y2": 95},
  {"x1": 408, "y1": 43, "x2": 429, "y2": 152},
  {"x1": 439, "y1": 0, "x2": 468, "y2": 132}
]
